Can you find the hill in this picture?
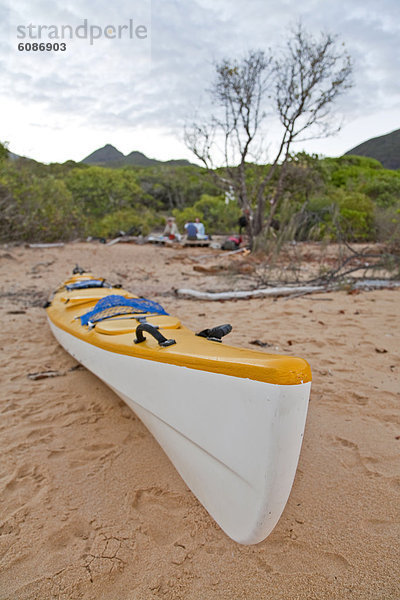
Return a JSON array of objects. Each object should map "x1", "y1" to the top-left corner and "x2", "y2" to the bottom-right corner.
[
  {"x1": 82, "y1": 144, "x2": 124, "y2": 164},
  {"x1": 82, "y1": 144, "x2": 193, "y2": 168},
  {"x1": 345, "y1": 128, "x2": 400, "y2": 170}
]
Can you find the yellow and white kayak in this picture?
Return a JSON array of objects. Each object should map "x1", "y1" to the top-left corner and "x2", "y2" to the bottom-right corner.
[{"x1": 47, "y1": 270, "x2": 312, "y2": 544}]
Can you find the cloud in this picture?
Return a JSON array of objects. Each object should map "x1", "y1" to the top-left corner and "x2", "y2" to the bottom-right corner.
[{"x1": 1, "y1": 0, "x2": 399, "y2": 162}]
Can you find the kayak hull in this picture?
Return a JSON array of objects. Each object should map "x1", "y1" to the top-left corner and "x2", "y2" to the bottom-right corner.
[{"x1": 49, "y1": 319, "x2": 310, "y2": 544}]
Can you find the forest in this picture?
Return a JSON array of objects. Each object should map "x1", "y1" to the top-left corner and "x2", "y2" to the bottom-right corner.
[{"x1": 0, "y1": 141, "x2": 399, "y2": 249}]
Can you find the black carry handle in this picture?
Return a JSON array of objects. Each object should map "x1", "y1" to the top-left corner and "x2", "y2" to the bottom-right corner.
[
  {"x1": 196, "y1": 324, "x2": 232, "y2": 342},
  {"x1": 134, "y1": 323, "x2": 176, "y2": 348},
  {"x1": 72, "y1": 265, "x2": 86, "y2": 274}
]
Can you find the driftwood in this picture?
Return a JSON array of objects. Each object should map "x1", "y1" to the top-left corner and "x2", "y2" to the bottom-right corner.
[
  {"x1": 106, "y1": 236, "x2": 139, "y2": 246},
  {"x1": 193, "y1": 265, "x2": 225, "y2": 274},
  {"x1": 176, "y1": 280, "x2": 400, "y2": 301},
  {"x1": 28, "y1": 370, "x2": 64, "y2": 380},
  {"x1": 27, "y1": 364, "x2": 84, "y2": 380},
  {"x1": 28, "y1": 243, "x2": 64, "y2": 249},
  {"x1": 106, "y1": 237, "x2": 123, "y2": 246},
  {"x1": 177, "y1": 285, "x2": 326, "y2": 300}
]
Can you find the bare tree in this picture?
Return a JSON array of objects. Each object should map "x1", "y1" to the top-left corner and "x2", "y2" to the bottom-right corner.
[{"x1": 184, "y1": 23, "x2": 352, "y2": 250}]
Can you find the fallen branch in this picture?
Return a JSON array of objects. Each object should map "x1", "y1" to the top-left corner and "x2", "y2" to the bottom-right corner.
[
  {"x1": 176, "y1": 279, "x2": 400, "y2": 301},
  {"x1": 193, "y1": 265, "x2": 225, "y2": 274},
  {"x1": 28, "y1": 243, "x2": 64, "y2": 249},
  {"x1": 106, "y1": 236, "x2": 139, "y2": 246},
  {"x1": 27, "y1": 364, "x2": 83, "y2": 380},
  {"x1": 107, "y1": 236, "x2": 123, "y2": 246},
  {"x1": 28, "y1": 370, "x2": 64, "y2": 380},
  {"x1": 176, "y1": 285, "x2": 326, "y2": 300}
]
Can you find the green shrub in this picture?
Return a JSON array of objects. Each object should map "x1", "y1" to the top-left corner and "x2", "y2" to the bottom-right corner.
[
  {"x1": 302, "y1": 190, "x2": 375, "y2": 241},
  {"x1": 361, "y1": 172, "x2": 400, "y2": 207},
  {"x1": 373, "y1": 206, "x2": 400, "y2": 243},
  {"x1": 336, "y1": 191, "x2": 375, "y2": 240},
  {"x1": 0, "y1": 166, "x2": 81, "y2": 242},
  {"x1": 89, "y1": 207, "x2": 162, "y2": 238},
  {"x1": 65, "y1": 166, "x2": 144, "y2": 218}
]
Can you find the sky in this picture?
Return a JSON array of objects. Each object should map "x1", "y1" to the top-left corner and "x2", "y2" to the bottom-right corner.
[{"x1": 1, "y1": 0, "x2": 399, "y2": 164}]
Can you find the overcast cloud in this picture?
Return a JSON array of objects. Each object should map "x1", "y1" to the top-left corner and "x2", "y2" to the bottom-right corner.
[{"x1": 1, "y1": 0, "x2": 399, "y2": 163}]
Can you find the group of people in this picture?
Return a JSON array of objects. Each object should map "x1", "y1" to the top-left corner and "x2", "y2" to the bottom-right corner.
[
  {"x1": 162, "y1": 210, "x2": 252, "y2": 249},
  {"x1": 162, "y1": 217, "x2": 208, "y2": 242}
]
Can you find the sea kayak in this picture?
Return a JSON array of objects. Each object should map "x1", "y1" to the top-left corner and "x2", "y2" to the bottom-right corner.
[{"x1": 46, "y1": 270, "x2": 311, "y2": 544}]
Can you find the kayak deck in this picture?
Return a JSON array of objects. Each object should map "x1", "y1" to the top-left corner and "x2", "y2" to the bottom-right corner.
[{"x1": 47, "y1": 273, "x2": 312, "y2": 386}]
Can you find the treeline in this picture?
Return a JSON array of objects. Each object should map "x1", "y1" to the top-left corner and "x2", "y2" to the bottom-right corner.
[{"x1": 0, "y1": 142, "x2": 399, "y2": 245}]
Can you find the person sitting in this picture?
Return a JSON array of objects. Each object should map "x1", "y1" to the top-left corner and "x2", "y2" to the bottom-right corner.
[
  {"x1": 184, "y1": 221, "x2": 199, "y2": 240},
  {"x1": 194, "y1": 217, "x2": 209, "y2": 240},
  {"x1": 163, "y1": 217, "x2": 181, "y2": 241}
]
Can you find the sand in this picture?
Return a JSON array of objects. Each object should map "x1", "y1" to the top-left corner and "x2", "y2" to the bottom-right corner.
[{"x1": 0, "y1": 241, "x2": 399, "y2": 600}]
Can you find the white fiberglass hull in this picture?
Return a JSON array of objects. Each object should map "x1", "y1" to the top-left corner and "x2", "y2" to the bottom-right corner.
[{"x1": 49, "y1": 320, "x2": 310, "y2": 545}]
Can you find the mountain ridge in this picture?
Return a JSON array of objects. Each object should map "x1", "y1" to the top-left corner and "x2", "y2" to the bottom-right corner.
[
  {"x1": 345, "y1": 128, "x2": 400, "y2": 170},
  {"x1": 7, "y1": 129, "x2": 399, "y2": 170},
  {"x1": 82, "y1": 144, "x2": 194, "y2": 167}
]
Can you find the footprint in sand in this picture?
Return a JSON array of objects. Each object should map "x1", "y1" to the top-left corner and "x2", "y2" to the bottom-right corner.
[
  {"x1": 256, "y1": 540, "x2": 349, "y2": 576},
  {"x1": 362, "y1": 519, "x2": 400, "y2": 536},
  {"x1": 132, "y1": 487, "x2": 188, "y2": 545},
  {"x1": 389, "y1": 476, "x2": 400, "y2": 491},
  {"x1": 0, "y1": 463, "x2": 48, "y2": 520},
  {"x1": 332, "y1": 436, "x2": 397, "y2": 479},
  {"x1": 26, "y1": 426, "x2": 55, "y2": 446},
  {"x1": 67, "y1": 442, "x2": 121, "y2": 476},
  {"x1": 329, "y1": 436, "x2": 375, "y2": 477}
]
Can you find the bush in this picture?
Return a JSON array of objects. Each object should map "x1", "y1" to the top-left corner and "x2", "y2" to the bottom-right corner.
[
  {"x1": 0, "y1": 166, "x2": 81, "y2": 242},
  {"x1": 373, "y1": 206, "x2": 400, "y2": 243},
  {"x1": 300, "y1": 189, "x2": 375, "y2": 241},
  {"x1": 65, "y1": 167, "x2": 144, "y2": 218},
  {"x1": 89, "y1": 207, "x2": 162, "y2": 238},
  {"x1": 361, "y1": 172, "x2": 400, "y2": 207},
  {"x1": 336, "y1": 191, "x2": 375, "y2": 240}
]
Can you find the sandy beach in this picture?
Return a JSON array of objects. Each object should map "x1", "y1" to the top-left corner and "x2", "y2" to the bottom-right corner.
[{"x1": 0, "y1": 241, "x2": 399, "y2": 600}]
